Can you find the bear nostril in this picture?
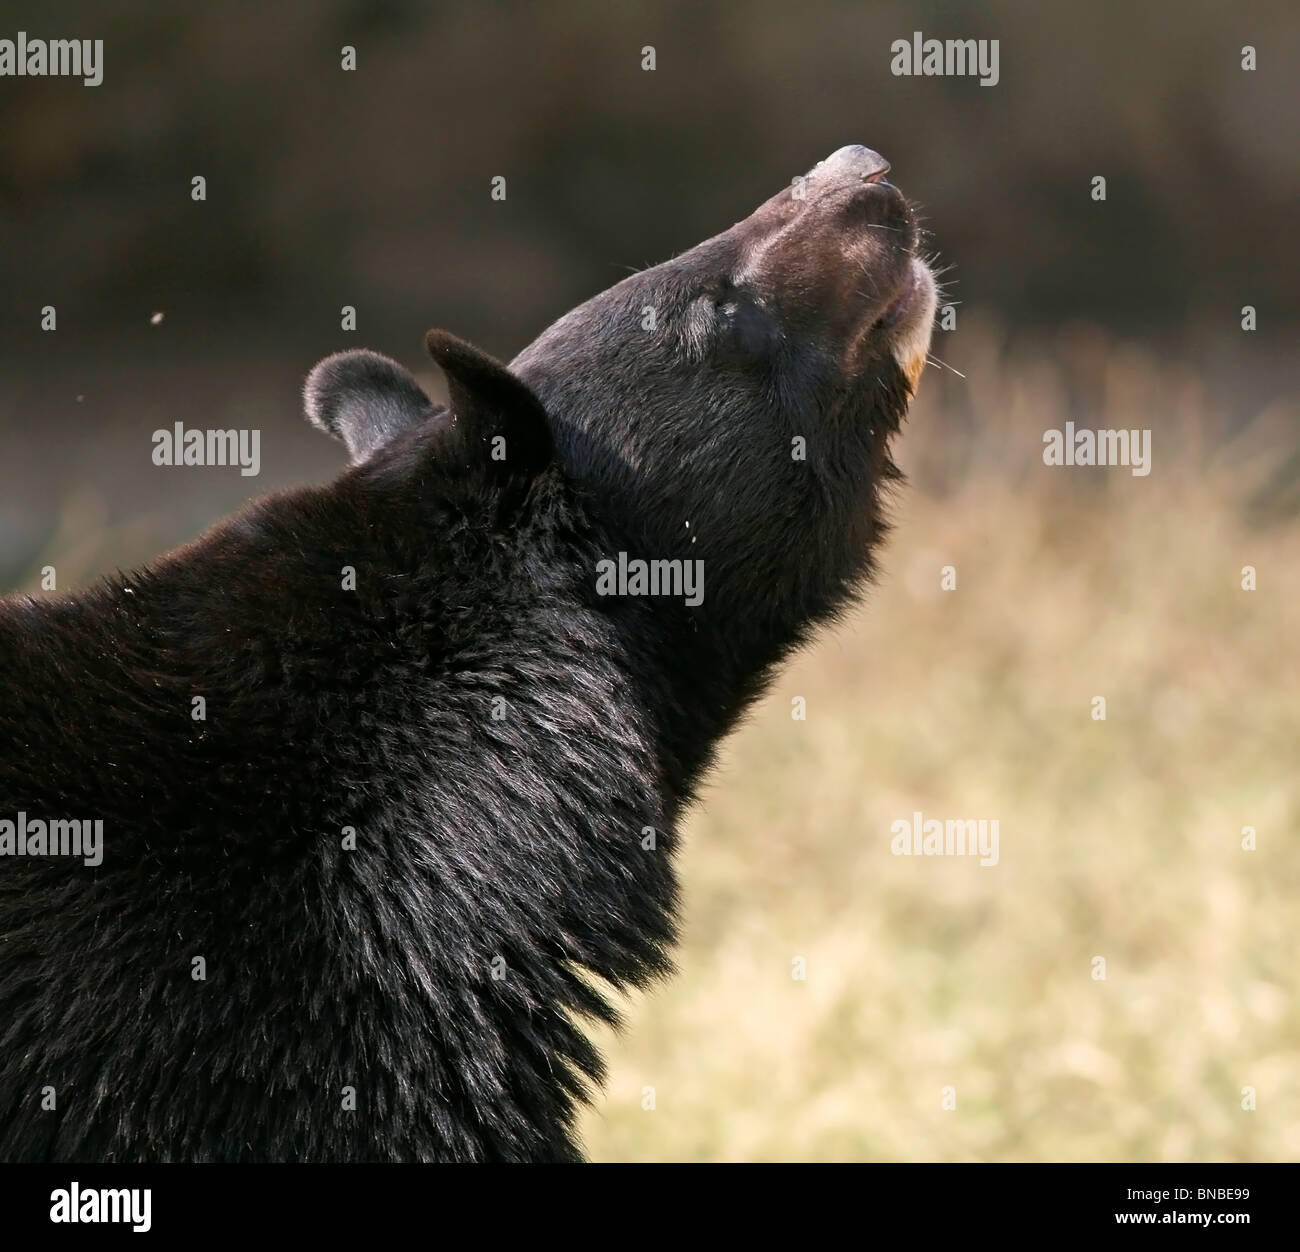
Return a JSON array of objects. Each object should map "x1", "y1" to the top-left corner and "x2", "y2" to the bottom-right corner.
[{"x1": 820, "y1": 144, "x2": 891, "y2": 185}]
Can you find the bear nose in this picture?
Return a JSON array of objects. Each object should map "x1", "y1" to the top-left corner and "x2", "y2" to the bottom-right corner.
[{"x1": 816, "y1": 145, "x2": 892, "y2": 185}]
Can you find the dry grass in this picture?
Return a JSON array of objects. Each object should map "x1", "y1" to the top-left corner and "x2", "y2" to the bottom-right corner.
[{"x1": 578, "y1": 319, "x2": 1300, "y2": 1161}]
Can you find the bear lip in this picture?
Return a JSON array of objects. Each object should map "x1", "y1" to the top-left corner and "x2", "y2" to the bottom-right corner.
[
  {"x1": 879, "y1": 258, "x2": 938, "y2": 394},
  {"x1": 875, "y1": 267, "x2": 921, "y2": 330}
]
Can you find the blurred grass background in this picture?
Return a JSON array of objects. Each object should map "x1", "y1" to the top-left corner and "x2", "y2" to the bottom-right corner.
[
  {"x1": 2, "y1": 0, "x2": 1297, "y2": 1161},
  {"x1": 578, "y1": 321, "x2": 1300, "y2": 1161}
]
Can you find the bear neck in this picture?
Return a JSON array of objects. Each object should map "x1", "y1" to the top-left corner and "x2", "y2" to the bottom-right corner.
[{"x1": 577, "y1": 506, "x2": 860, "y2": 809}]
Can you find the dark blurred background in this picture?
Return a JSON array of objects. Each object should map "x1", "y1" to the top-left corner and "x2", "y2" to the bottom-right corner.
[{"x1": 1, "y1": 0, "x2": 1296, "y2": 581}]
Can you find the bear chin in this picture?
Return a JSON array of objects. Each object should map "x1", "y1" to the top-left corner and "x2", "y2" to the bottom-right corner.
[{"x1": 882, "y1": 258, "x2": 939, "y2": 396}]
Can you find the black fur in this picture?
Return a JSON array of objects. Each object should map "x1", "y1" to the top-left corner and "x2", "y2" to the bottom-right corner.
[{"x1": 0, "y1": 146, "x2": 934, "y2": 1161}]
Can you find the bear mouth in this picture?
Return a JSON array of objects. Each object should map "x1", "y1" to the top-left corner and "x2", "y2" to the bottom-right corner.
[
  {"x1": 867, "y1": 257, "x2": 937, "y2": 392},
  {"x1": 875, "y1": 266, "x2": 923, "y2": 331}
]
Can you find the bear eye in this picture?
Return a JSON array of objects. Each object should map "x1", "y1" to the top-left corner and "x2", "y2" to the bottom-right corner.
[
  {"x1": 708, "y1": 277, "x2": 740, "y2": 308},
  {"x1": 682, "y1": 285, "x2": 774, "y2": 362},
  {"x1": 714, "y1": 294, "x2": 775, "y2": 358}
]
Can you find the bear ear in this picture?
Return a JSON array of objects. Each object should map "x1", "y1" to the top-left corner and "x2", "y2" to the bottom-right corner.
[
  {"x1": 424, "y1": 330, "x2": 554, "y2": 491},
  {"x1": 303, "y1": 349, "x2": 436, "y2": 464}
]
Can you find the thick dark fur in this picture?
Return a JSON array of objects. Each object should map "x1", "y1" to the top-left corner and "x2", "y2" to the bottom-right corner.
[{"x1": 0, "y1": 146, "x2": 935, "y2": 1161}]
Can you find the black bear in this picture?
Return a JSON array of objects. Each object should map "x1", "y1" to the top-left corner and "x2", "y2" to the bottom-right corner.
[{"x1": 0, "y1": 145, "x2": 936, "y2": 1161}]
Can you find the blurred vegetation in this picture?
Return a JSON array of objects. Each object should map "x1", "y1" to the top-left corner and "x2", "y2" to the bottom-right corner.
[{"x1": 580, "y1": 322, "x2": 1300, "y2": 1161}]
